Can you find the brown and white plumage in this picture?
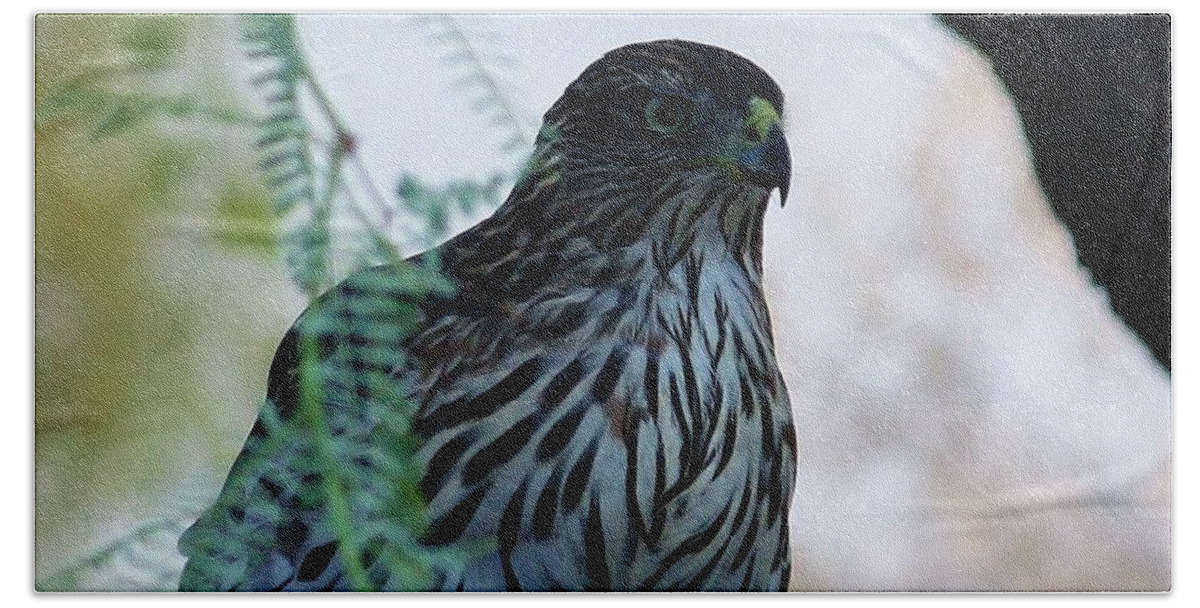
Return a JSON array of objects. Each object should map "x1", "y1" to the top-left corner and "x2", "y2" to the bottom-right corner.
[{"x1": 180, "y1": 39, "x2": 797, "y2": 591}]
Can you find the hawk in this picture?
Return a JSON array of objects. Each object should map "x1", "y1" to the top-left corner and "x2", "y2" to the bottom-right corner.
[{"x1": 179, "y1": 39, "x2": 797, "y2": 591}]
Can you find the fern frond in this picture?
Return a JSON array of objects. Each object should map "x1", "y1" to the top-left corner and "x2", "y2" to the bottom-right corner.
[
  {"x1": 417, "y1": 15, "x2": 534, "y2": 158},
  {"x1": 37, "y1": 516, "x2": 197, "y2": 592},
  {"x1": 239, "y1": 14, "x2": 331, "y2": 296},
  {"x1": 396, "y1": 173, "x2": 507, "y2": 245}
]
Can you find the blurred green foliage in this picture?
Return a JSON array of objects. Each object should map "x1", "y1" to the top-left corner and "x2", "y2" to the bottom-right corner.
[
  {"x1": 34, "y1": 14, "x2": 283, "y2": 589},
  {"x1": 36, "y1": 13, "x2": 523, "y2": 591},
  {"x1": 174, "y1": 15, "x2": 464, "y2": 590}
]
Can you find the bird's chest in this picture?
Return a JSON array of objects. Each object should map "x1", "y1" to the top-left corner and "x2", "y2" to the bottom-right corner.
[
  {"x1": 610, "y1": 259, "x2": 794, "y2": 562},
  {"x1": 410, "y1": 253, "x2": 795, "y2": 590},
  {"x1": 635, "y1": 254, "x2": 781, "y2": 428}
]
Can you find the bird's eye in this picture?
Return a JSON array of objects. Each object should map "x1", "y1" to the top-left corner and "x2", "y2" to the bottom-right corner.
[{"x1": 644, "y1": 95, "x2": 693, "y2": 134}]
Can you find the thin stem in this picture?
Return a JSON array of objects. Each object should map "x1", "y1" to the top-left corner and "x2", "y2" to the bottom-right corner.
[
  {"x1": 289, "y1": 16, "x2": 396, "y2": 223},
  {"x1": 435, "y1": 15, "x2": 534, "y2": 145},
  {"x1": 301, "y1": 62, "x2": 353, "y2": 137},
  {"x1": 346, "y1": 152, "x2": 402, "y2": 230}
]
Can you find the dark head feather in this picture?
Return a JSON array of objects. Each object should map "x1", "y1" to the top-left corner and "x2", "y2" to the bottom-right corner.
[
  {"x1": 547, "y1": 39, "x2": 784, "y2": 127},
  {"x1": 445, "y1": 40, "x2": 790, "y2": 296}
]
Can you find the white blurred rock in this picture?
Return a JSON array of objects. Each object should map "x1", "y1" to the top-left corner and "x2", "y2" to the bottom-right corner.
[{"x1": 758, "y1": 16, "x2": 1170, "y2": 592}]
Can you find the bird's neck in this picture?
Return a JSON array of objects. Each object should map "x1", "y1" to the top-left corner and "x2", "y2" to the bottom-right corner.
[{"x1": 497, "y1": 146, "x2": 771, "y2": 281}]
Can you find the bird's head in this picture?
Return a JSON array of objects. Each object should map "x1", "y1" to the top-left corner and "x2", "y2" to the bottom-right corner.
[
  {"x1": 505, "y1": 40, "x2": 790, "y2": 259},
  {"x1": 537, "y1": 39, "x2": 789, "y2": 202}
]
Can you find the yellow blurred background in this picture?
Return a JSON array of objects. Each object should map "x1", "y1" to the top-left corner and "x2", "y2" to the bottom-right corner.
[{"x1": 34, "y1": 14, "x2": 304, "y2": 588}]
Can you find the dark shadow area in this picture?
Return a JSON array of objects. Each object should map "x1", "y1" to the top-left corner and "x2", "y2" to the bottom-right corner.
[{"x1": 938, "y1": 13, "x2": 1171, "y2": 371}]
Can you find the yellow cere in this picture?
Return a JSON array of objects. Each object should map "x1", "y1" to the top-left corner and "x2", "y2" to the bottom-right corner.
[{"x1": 745, "y1": 97, "x2": 781, "y2": 142}]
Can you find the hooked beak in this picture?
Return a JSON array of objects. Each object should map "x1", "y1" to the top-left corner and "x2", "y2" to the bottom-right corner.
[{"x1": 738, "y1": 122, "x2": 792, "y2": 207}]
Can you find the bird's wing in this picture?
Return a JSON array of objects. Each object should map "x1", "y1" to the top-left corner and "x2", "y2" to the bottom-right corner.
[{"x1": 177, "y1": 261, "x2": 458, "y2": 591}]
